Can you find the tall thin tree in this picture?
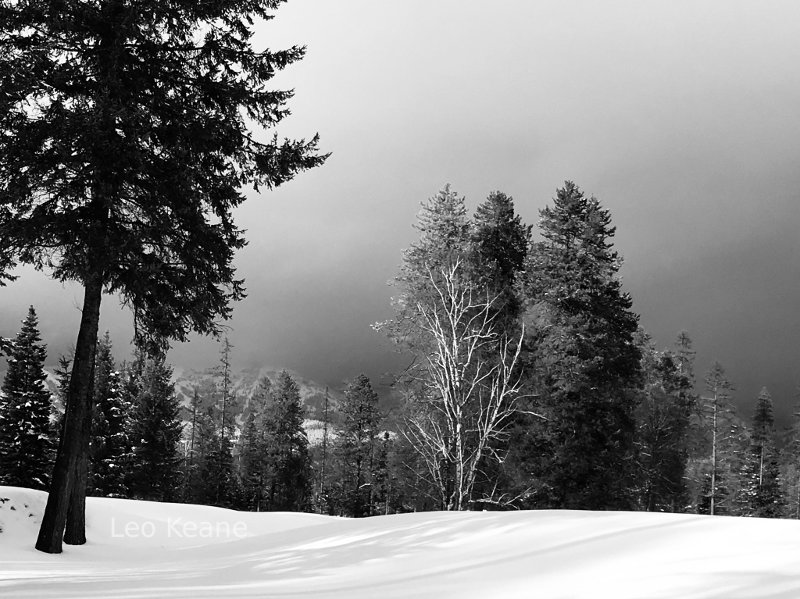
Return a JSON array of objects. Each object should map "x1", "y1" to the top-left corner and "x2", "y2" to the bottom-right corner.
[
  {"x1": 740, "y1": 387, "x2": 783, "y2": 517},
  {"x1": 702, "y1": 361, "x2": 735, "y2": 515}
]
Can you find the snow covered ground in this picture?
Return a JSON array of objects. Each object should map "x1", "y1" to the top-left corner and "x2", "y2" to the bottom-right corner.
[{"x1": 2, "y1": 486, "x2": 800, "y2": 598}]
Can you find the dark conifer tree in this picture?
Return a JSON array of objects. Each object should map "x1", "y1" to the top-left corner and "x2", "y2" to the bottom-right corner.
[
  {"x1": 50, "y1": 353, "x2": 73, "y2": 442},
  {"x1": 740, "y1": 387, "x2": 784, "y2": 517},
  {"x1": 239, "y1": 412, "x2": 264, "y2": 510},
  {"x1": 185, "y1": 405, "x2": 220, "y2": 506},
  {"x1": 675, "y1": 331, "x2": 696, "y2": 381},
  {"x1": 0, "y1": 0, "x2": 326, "y2": 552},
  {"x1": 126, "y1": 355, "x2": 184, "y2": 502},
  {"x1": 206, "y1": 423, "x2": 240, "y2": 509},
  {"x1": 387, "y1": 424, "x2": 441, "y2": 513},
  {"x1": 88, "y1": 333, "x2": 128, "y2": 497},
  {"x1": 238, "y1": 377, "x2": 273, "y2": 510},
  {"x1": 180, "y1": 384, "x2": 205, "y2": 502},
  {"x1": 183, "y1": 401, "x2": 240, "y2": 509},
  {"x1": 522, "y1": 181, "x2": 641, "y2": 509},
  {"x1": 0, "y1": 306, "x2": 55, "y2": 489},
  {"x1": 262, "y1": 371, "x2": 311, "y2": 511},
  {"x1": 332, "y1": 374, "x2": 382, "y2": 517},
  {"x1": 466, "y1": 192, "x2": 533, "y2": 505},
  {"x1": 470, "y1": 190, "x2": 531, "y2": 329}
]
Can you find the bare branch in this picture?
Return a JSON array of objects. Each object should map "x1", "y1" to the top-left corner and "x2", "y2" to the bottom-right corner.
[{"x1": 402, "y1": 260, "x2": 528, "y2": 510}]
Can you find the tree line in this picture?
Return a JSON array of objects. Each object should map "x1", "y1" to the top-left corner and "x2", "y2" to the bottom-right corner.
[
  {"x1": 3, "y1": 182, "x2": 799, "y2": 520},
  {"x1": 0, "y1": 310, "x2": 391, "y2": 517}
]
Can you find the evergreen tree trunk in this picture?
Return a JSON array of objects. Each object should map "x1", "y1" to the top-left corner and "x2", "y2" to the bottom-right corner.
[
  {"x1": 65, "y1": 441, "x2": 88, "y2": 545},
  {"x1": 65, "y1": 356, "x2": 95, "y2": 545},
  {"x1": 35, "y1": 275, "x2": 102, "y2": 553}
]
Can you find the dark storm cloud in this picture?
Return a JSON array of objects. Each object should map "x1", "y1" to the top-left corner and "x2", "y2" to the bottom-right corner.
[{"x1": 3, "y1": 1, "x2": 800, "y2": 421}]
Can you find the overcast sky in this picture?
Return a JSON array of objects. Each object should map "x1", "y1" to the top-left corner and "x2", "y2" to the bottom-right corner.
[{"x1": 3, "y1": 1, "x2": 800, "y2": 422}]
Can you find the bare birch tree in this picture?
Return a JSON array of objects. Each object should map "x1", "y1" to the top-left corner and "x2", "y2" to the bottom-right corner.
[{"x1": 393, "y1": 259, "x2": 526, "y2": 510}]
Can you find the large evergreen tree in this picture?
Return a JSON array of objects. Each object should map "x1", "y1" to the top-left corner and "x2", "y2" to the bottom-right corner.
[
  {"x1": 467, "y1": 191, "x2": 533, "y2": 506},
  {"x1": 0, "y1": 306, "x2": 54, "y2": 489},
  {"x1": 522, "y1": 181, "x2": 641, "y2": 510},
  {"x1": 0, "y1": 0, "x2": 326, "y2": 553}
]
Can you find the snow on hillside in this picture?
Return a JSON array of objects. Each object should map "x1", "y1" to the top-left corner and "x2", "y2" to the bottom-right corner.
[
  {"x1": 171, "y1": 365, "x2": 343, "y2": 421},
  {"x1": 2, "y1": 487, "x2": 800, "y2": 598},
  {"x1": 303, "y1": 418, "x2": 334, "y2": 446}
]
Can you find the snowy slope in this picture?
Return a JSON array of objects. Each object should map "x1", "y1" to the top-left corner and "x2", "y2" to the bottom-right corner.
[{"x1": 2, "y1": 486, "x2": 800, "y2": 599}]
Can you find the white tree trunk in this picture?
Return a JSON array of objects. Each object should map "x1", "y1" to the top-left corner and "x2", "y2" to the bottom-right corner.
[{"x1": 402, "y1": 260, "x2": 532, "y2": 510}]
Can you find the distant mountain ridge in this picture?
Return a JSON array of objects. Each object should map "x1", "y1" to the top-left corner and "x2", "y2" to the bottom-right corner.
[
  {"x1": 3, "y1": 363, "x2": 398, "y2": 444},
  {"x1": 7, "y1": 364, "x2": 342, "y2": 420},
  {"x1": 171, "y1": 365, "x2": 343, "y2": 422}
]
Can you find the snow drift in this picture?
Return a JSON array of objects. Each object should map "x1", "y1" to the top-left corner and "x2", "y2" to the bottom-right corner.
[{"x1": 2, "y1": 486, "x2": 800, "y2": 598}]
